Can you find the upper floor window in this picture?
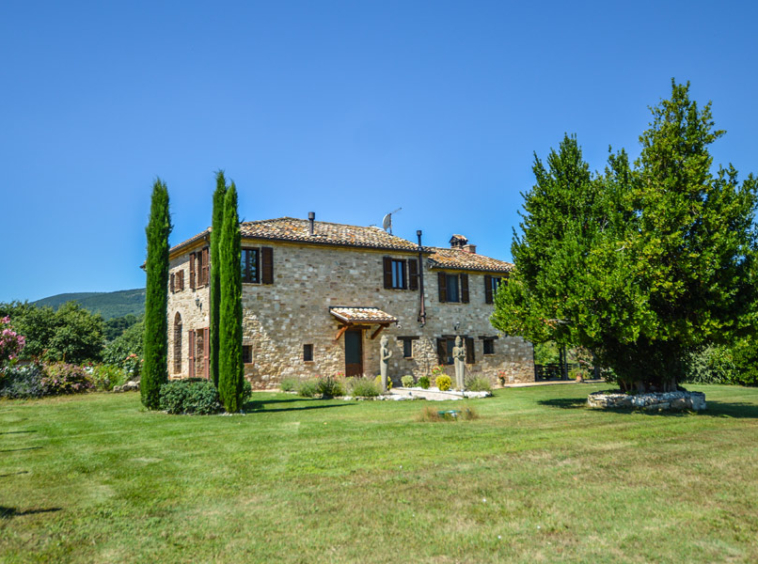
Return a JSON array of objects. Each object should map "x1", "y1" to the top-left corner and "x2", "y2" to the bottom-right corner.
[
  {"x1": 241, "y1": 248, "x2": 260, "y2": 283},
  {"x1": 383, "y1": 257, "x2": 418, "y2": 291},
  {"x1": 484, "y1": 275, "x2": 504, "y2": 304},
  {"x1": 437, "y1": 272, "x2": 469, "y2": 303},
  {"x1": 189, "y1": 247, "x2": 209, "y2": 290},
  {"x1": 241, "y1": 246, "x2": 275, "y2": 285},
  {"x1": 170, "y1": 269, "x2": 185, "y2": 293}
]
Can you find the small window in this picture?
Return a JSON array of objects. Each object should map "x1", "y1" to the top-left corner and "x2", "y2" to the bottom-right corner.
[
  {"x1": 391, "y1": 260, "x2": 406, "y2": 289},
  {"x1": 445, "y1": 275, "x2": 459, "y2": 303},
  {"x1": 483, "y1": 338, "x2": 495, "y2": 355},
  {"x1": 241, "y1": 248, "x2": 260, "y2": 283},
  {"x1": 242, "y1": 345, "x2": 253, "y2": 364},
  {"x1": 303, "y1": 344, "x2": 314, "y2": 362},
  {"x1": 403, "y1": 339, "x2": 413, "y2": 358}
]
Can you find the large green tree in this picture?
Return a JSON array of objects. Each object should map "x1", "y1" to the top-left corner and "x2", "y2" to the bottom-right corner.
[
  {"x1": 209, "y1": 171, "x2": 228, "y2": 388},
  {"x1": 493, "y1": 81, "x2": 757, "y2": 392},
  {"x1": 141, "y1": 179, "x2": 172, "y2": 409},
  {"x1": 218, "y1": 182, "x2": 244, "y2": 412}
]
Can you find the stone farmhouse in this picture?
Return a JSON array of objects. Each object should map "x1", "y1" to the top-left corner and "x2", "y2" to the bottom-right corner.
[{"x1": 166, "y1": 215, "x2": 535, "y2": 389}]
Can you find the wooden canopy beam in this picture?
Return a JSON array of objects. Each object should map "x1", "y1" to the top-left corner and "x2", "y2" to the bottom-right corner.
[
  {"x1": 334, "y1": 324, "x2": 350, "y2": 342},
  {"x1": 371, "y1": 323, "x2": 390, "y2": 340}
]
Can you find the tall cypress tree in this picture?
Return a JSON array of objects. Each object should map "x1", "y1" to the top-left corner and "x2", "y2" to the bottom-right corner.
[
  {"x1": 142, "y1": 178, "x2": 172, "y2": 409},
  {"x1": 209, "y1": 171, "x2": 227, "y2": 388},
  {"x1": 218, "y1": 182, "x2": 244, "y2": 412}
]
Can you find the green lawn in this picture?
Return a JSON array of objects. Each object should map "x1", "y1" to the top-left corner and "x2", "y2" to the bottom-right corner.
[{"x1": 2, "y1": 384, "x2": 758, "y2": 563}]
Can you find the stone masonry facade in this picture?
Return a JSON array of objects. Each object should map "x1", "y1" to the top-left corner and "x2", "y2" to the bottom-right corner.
[{"x1": 166, "y1": 218, "x2": 534, "y2": 389}]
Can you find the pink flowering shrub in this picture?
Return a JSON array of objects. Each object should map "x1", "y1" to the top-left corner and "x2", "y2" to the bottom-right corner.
[
  {"x1": 0, "y1": 316, "x2": 26, "y2": 365},
  {"x1": 41, "y1": 362, "x2": 94, "y2": 395}
]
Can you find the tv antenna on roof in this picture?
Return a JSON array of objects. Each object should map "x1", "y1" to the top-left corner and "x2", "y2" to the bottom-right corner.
[{"x1": 382, "y1": 208, "x2": 402, "y2": 235}]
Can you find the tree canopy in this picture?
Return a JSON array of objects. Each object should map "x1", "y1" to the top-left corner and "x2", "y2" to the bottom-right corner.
[{"x1": 492, "y1": 80, "x2": 757, "y2": 392}]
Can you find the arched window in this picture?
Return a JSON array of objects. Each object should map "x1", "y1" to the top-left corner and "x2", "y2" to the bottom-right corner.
[{"x1": 173, "y1": 313, "x2": 182, "y2": 373}]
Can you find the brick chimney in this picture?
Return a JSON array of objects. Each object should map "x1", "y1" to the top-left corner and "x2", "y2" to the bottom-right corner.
[
  {"x1": 463, "y1": 244, "x2": 476, "y2": 254},
  {"x1": 449, "y1": 234, "x2": 468, "y2": 249}
]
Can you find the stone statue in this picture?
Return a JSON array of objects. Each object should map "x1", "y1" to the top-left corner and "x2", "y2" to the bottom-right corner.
[
  {"x1": 453, "y1": 336, "x2": 466, "y2": 390},
  {"x1": 380, "y1": 335, "x2": 392, "y2": 392}
]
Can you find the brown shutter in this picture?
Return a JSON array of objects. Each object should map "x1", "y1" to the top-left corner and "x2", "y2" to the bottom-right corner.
[
  {"x1": 203, "y1": 327, "x2": 210, "y2": 379},
  {"x1": 466, "y1": 337, "x2": 475, "y2": 364},
  {"x1": 437, "y1": 338, "x2": 445, "y2": 365},
  {"x1": 460, "y1": 273, "x2": 469, "y2": 303},
  {"x1": 402, "y1": 260, "x2": 409, "y2": 289},
  {"x1": 408, "y1": 258, "x2": 418, "y2": 291},
  {"x1": 170, "y1": 273, "x2": 175, "y2": 293},
  {"x1": 383, "y1": 257, "x2": 393, "y2": 289},
  {"x1": 438, "y1": 272, "x2": 447, "y2": 303},
  {"x1": 189, "y1": 252, "x2": 196, "y2": 290},
  {"x1": 484, "y1": 275, "x2": 493, "y2": 304},
  {"x1": 262, "y1": 247, "x2": 274, "y2": 284},
  {"x1": 178, "y1": 270, "x2": 184, "y2": 291},
  {"x1": 202, "y1": 247, "x2": 210, "y2": 286},
  {"x1": 188, "y1": 330, "x2": 196, "y2": 378}
]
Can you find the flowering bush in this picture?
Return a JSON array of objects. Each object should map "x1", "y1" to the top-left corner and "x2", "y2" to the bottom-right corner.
[
  {"x1": 0, "y1": 363, "x2": 45, "y2": 399},
  {"x1": 0, "y1": 316, "x2": 26, "y2": 366},
  {"x1": 436, "y1": 375, "x2": 452, "y2": 391},
  {"x1": 42, "y1": 362, "x2": 94, "y2": 395},
  {"x1": 90, "y1": 363, "x2": 128, "y2": 391},
  {"x1": 497, "y1": 370, "x2": 508, "y2": 386}
]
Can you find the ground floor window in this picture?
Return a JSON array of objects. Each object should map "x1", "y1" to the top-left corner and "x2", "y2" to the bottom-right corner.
[
  {"x1": 398, "y1": 336, "x2": 418, "y2": 359},
  {"x1": 483, "y1": 338, "x2": 496, "y2": 355},
  {"x1": 242, "y1": 345, "x2": 253, "y2": 364},
  {"x1": 437, "y1": 336, "x2": 476, "y2": 365},
  {"x1": 188, "y1": 327, "x2": 209, "y2": 378},
  {"x1": 303, "y1": 344, "x2": 314, "y2": 362}
]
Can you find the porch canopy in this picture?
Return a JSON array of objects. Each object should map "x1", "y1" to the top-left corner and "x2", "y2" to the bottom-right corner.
[{"x1": 329, "y1": 306, "x2": 398, "y2": 340}]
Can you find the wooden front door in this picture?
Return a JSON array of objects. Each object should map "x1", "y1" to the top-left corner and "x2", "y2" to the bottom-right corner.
[{"x1": 345, "y1": 328, "x2": 364, "y2": 377}]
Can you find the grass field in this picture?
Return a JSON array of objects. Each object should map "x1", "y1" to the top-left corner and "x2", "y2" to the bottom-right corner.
[{"x1": 2, "y1": 384, "x2": 758, "y2": 563}]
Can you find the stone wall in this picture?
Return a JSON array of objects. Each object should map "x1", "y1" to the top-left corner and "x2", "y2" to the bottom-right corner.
[{"x1": 167, "y1": 238, "x2": 534, "y2": 388}]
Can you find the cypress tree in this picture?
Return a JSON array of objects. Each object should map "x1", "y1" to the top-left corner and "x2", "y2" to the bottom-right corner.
[
  {"x1": 218, "y1": 182, "x2": 244, "y2": 412},
  {"x1": 142, "y1": 178, "x2": 172, "y2": 409},
  {"x1": 209, "y1": 171, "x2": 227, "y2": 388}
]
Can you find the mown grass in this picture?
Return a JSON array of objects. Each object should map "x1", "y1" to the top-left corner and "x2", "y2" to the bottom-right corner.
[{"x1": 1, "y1": 384, "x2": 758, "y2": 563}]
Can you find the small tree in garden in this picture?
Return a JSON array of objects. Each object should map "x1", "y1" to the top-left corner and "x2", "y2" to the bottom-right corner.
[
  {"x1": 142, "y1": 178, "x2": 172, "y2": 409},
  {"x1": 218, "y1": 182, "x2": 244, "y2": 412},
  {"x1": 210, "y1": 171, "x2": 228, "y2": 388}
]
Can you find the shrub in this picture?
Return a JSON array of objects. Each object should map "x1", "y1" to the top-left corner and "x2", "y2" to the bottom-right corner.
[
  {"x1": 0, "y1": 363, "x2": 45, "y2": 399},
  {"x1": 242, "y1": 379, "x2": 253, "y2": 403},
  {"x1": 349, "y1": 377, "x2": 380, "y2": 398},
  {"x1": 159, "y1": 380, "x2": 222, "y2": 415},
  {"x1": 375, "y1": 374, "x2": 392, "y2": 391},
  {"x1": 297, "y1": 379, "x2": 318, "y2": 398},
  {"x1": 280, "y1": 377, "x2": 299, "y2": 392},
  {"x1": 436, "y1": 375, "x2": 452, "y2": 391},
  {"x1": 90, "y1": 363, "x2": 128, "y2": 392},
  {"x1": 316, "y1": 376, "x2": 344, "y2": 398},
  {"x1": 417, "y1": 376, "x2": 430, "y2": 389},
  {"x1": 42, "y1": 362, "x2": 94, "y2": 395},
  {"x1": 465, "y1": 374, "x2": 492, "y2": 392},
  {"x1": 401, "y1": 375, "x2": 415, "y2": 388}
]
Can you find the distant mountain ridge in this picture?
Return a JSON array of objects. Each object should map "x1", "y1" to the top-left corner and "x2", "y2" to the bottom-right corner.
[{"x1": 33, "y1": 288, "x2": 146, "y2": 320}]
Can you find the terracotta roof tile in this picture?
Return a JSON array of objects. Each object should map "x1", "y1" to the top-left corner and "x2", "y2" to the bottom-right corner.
[
  {"x1": 330, "y1": 307, "x2": 398, "y2": 324},
  {"x1": 239, "y1": 217, "x2": 420, "y2": 251},
  {"x1": 427, "y1": 247, "x2": 513, "y2": 274}
]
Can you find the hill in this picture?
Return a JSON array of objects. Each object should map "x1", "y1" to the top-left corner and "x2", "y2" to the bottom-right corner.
[{"x1": 33, "y1": 288, "x2": 146, "y2": 320}]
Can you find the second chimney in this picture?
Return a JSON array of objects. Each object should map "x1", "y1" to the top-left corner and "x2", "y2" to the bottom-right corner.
[{"x1": 308, "y1": 212, "x2": 315, "y2": 236}]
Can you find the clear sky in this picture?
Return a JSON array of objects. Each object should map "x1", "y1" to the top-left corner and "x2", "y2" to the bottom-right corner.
[{"x1": 1, "y1": 0, "x2": 756, "y2": 302}]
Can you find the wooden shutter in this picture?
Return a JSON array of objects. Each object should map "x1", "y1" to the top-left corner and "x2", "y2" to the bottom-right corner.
[
  {"x1": 189, "y1": 252, "x2": 196, "y2": 290},
  {"x1": 383, "y1": 257, "x2": 393, "y2": 289},
  {"x1": 408, "y1": 258, "x2": 418, "y2": 291},
  {"x1": 402, "y1": 260, "x2": 409, "y2": 289},
  {"x1": 178, "y1": 270, "x2": 184, "y2": 291},
  {"x1": 466, "y1": 337, "x2": 475, "y2": 364},
  {"x1": 437, "y1": 338, "x2": 445, "y2": 365},
  {"x1": 438, "y1": 272, "x2": 447, "y2": 303},
  {"x1": 188, "y1": 330, "x2": 196, "y2": 378},
  {"x1": 484, "y1": 275, "x2": 493, "y2": 304},
  {"x1": 461, "y1": 273, "x2": 469, "y2": 303},
  {"x1": 203, "y1": 327, "x2": 210, "y2": 379},
  {"x1": 262, "y1": 247, "x2": 274, "y2": 284},
  {"x1": 170, "y1": 273, "x2": 175, "y2": 293},
  {"x1": 201, "y1": 247, "x2": 210, "y2": 286}
]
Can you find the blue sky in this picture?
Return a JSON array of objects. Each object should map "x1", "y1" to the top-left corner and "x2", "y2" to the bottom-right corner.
[{"x1": 1, "y1": 0, "x2": 756, "y2": 303}]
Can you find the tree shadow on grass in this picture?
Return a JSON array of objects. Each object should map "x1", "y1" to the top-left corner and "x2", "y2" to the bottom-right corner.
[
  {"x1": 538, "y1": 398, "x2": 588, "y2": 409},
  {"x1": 540, "y1": 397, "x2": 758, "y2": 419},
  {"x1": 244, "y1": 399, "x2": 352, "y2": 414},
  {"x1": 0, "y1": 506, "x2": 62, "y2": 520},
  {"x1": 0, "y1": 430, "x2": 36, "y2": 435},
  {"x1": 0, "y1": 471, "x2": 29, "y2": 478},
  {"x1": 0, "y1": 446, "x2": 43, "y2": 453}
]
